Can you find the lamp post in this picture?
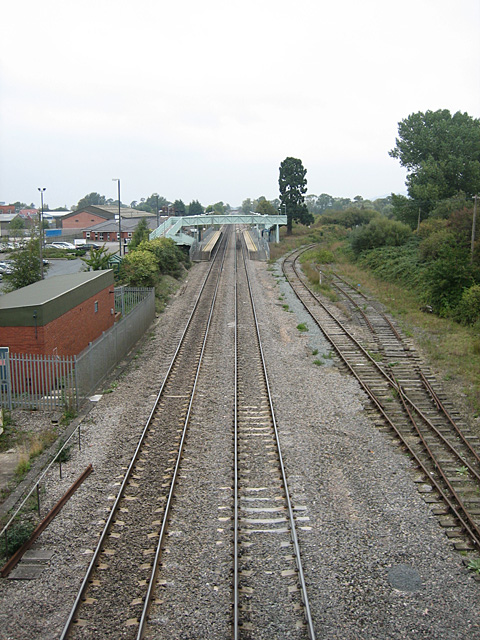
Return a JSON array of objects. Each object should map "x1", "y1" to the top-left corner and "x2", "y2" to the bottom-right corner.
[
  {"x1": 153, "y1": 193, "x2": 159, "y2": 227},
  {"x1": 37, "y1": 187, "x2": 46, "y2": 279},
  {"x1": 112, "y1": 179, "x2": 121, "y2": 255}
]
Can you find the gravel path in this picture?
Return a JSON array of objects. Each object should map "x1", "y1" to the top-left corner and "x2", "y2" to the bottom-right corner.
[{"x1": 0, "y1": 254, "x2": 479, "y2": 639}]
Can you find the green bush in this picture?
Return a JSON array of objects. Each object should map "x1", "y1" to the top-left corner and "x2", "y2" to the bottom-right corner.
[
  {"x1": 121, "y1": 250, "x2": 159, "y2": 287},
  {"x1": 0, "y1": 520, "x2": 36, "y2": 559},
  {"x1": 322, "y1": 208, "x2": 379, "y2": 228},
  {"x1": 419, "y1": 229, "x2": 456, "y2": 261},
  {"x1": 137, "y1": 237, "x2": 189, "y2": 276},
  {"x1": 314, "y1": 248, "x2": 334, "y2": 263},
  {"x1": 350, "y1": 217, "x2": 412, "y2": 256},
  {"x1": 455, "y1": 284, "x2": 480, "y2": 325},
  {"x1": 357, "y1": 241, "x2": 424, "y2": 288},
  {"x1": 422, "y1": 246, "x2": 474, "y2": 316}
]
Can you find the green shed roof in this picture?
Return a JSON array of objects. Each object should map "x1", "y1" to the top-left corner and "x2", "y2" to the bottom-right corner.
[{"x1": 0, "y1": 270, "x2": 114, "y2": 327}]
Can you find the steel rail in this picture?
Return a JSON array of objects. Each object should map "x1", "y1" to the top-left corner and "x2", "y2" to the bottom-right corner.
[
  {"x1": 241, "y1": 240, "x2": 316, "y2": 639},
  {"x1": 136, "y1": 231, "x2": 230, "y2": 639},
  {"x1": 286, "y1": 251, "x2": 480, "y2": 475},
  {"x1": 233, "y1": 231, "x2": 240, "y2": 639},
  {"x1": 60, "y1": 232, "x2": 227, "y2": 639},
  {"x1": 418, "y1": 369, "x2": 480, "y2": 466},
  {"x1": 282, "y1": 248, "x2": 480, "y2": 550},
  {"x1": 395, "y1": 380, "x2": 480, "y2": 545},
  {"x1": 286, "y1": 251, "x2": 480, "y2": 473},
  {"x1": 311, "y1": 258, "x2": 480, "y2": 470}
]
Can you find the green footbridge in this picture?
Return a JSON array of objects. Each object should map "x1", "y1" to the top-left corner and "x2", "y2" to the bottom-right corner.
[{"x1": 149, "y1": 214, "x2": 287, "y2": 246}]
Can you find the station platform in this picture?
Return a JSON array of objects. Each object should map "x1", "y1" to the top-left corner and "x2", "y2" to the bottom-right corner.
[
  {"x1": 197, "y1": 230, "x2": 222, "y2": 260},
  {"x1": 243, "y1": 229, "x2": 268, "y2": 260}
]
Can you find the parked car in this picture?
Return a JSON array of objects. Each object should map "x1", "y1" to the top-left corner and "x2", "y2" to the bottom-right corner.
[
  {"x1": 81, "y1": 243, "x2": 101, "y2": 251},
  {"x1": 0, "y1": 260, "x2": 13, "y2": 274},
  {"x1": 50, "y1": 241, "x2": 76, "y2": 250}
]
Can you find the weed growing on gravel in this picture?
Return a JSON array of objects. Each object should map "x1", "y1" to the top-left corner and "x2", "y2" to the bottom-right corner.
[
  {"x1": 297, "y1": 323, "x2": 308, "y2": 332},
  {"x1": 313, "y1": 359, "x2": 324, "y2": 366},
  {"x1": 56, "y1": 443, "x2": 72, "y2": 464},
  {"x1": 0, "y1": 519, "x2": 36, "y2": 561},
  {"x1": 1, "y1": 409, "x2": 12, "y2": 427},
  {"x1": 61, "y1": 406, "x2": 77, "y2": 426},
  {"x1": 15, "y1": 455, "x2": 31, "y2": 479},
  {"x1": 312, "y1": 349, "x2": 319, "y2": 356},
  {"x1": 467, "y1": 557, "x2": 480, "y2": 574},
  {"x1": 456, "y1": 466, "x2": 469, "y2": 476},
  {"x1": 282, "y1": 304, "x2": 290, "y2": 311},
  {"x1": 314, "y1": 283, "x2": 338, "y2": 302},
  {"x1": 323, "y1": 352, "x2": 333, "y2": 359}
]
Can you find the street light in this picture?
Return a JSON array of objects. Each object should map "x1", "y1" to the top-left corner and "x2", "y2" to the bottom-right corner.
[
  {"x1": 112, "y1": 179, "x2": 121, "y2": 255},
  {"x1": 153, "y1": 193, "x2": 159, "y2": 227},
  {"x1": 37, "y1": 188, "x2": 46, "y2": 279}
]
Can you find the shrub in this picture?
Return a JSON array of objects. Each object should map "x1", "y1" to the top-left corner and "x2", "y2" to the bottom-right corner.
[
  {"x1": 357, "y1": 241, "x2": 424, "y2": 289},
  {"x1": 419, "y1": 230, "x2": 456, "y2": 261},
  {"x1": 350, "y1": 217, "x2": 412, "y2": 256},
  {"x1": 422, "y1": 245, "x2": 474, "y2": 316},
  {"x1": 416, "y1": 218, "x2": 448, "y2": 239},
  {"x1": 314, "y1": 248, "x2": 334, "y2": 263},
  {"x1": 455, "y1": 284, "x2": 480, "y2": 326},
  {"x1": 137, "y1": 237, "x2": 189, "y2": 276},
  {"x1": 0, "y1": 520, "x2": 36, "y2": 559},
  {"x1": 121, "y1": 250, "x2": 158, "y2": 287},
  {"x1": 322, "y1": 208, "x2": 378, "y2": 228}
]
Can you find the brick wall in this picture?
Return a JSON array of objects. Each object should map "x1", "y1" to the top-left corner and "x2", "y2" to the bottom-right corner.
[
  {"x1": 2, "y1": 287, "x2": 115, "y2": 356},
  {"x1": 62, "y1": 211, "x2": 107, "y2": 229}
]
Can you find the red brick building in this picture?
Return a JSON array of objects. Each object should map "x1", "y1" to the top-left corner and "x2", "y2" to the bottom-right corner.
[
  {"x1": 61, "y1": 205, "x2": 153, "y2": 230},
  {"x1": 0, "y1": 271, "x2": 115, "y2": 356}
]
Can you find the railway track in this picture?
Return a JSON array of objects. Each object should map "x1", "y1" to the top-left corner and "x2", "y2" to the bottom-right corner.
[
  {"x1": 61, "y1": 232, "x2": 229, "y2": 639},
  {"x1": 61, "y1": 229, "x2": 315, "y2": 639},
  {"x1": 233, "y1": 237, "x2": 315, "y2": 639},
  {"x1": 282, "y1": 246, "x2": 480, "y2": 555}
]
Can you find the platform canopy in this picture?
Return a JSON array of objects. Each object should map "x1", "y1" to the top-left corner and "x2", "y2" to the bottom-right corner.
[{"x1": 149, "y1": 214, "x2": 287, "y2": 245}]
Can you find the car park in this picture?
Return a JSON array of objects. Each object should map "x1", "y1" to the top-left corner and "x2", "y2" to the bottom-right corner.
[
  {"x1": 0, "y1": 260, "x2": 13, "y2": 274},
  {"x1": 51, "y1": 241, "x2": 76, "y2": 249},
  {"x1": 81, "y1": 243, "x2": 101, "y2": 251}
]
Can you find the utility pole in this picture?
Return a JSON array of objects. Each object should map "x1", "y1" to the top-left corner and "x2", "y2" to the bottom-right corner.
[
  {"x1": 154, "y1": 193, "x2": 159, "y2": 227},
  {"x1": 37, "y1": 187, "x2": 46, "y2": 279},
  {"x1": 112, "y1": 179, "x2": 121, "y2": 255}
]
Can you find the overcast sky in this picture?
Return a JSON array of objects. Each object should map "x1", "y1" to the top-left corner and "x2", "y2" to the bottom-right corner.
[{"x1": 1, "y1": 0, "x2": 479, "y2": 210}]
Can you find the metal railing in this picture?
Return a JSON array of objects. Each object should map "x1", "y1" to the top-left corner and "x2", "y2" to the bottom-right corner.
[
  {"x1": 76, "y1": 288, "x2": 155, "y2": 401},
  {"x1": 0, "y1": 288, "x2": 155, "y2": 411},
  {"x1": 0, "y1": 352, "x2": 76, "y2": 411},
  {"x1": 114, "y1": 286, "x2": 152, "y2": 317}
]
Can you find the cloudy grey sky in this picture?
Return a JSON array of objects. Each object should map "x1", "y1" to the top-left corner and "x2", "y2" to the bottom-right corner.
[{"x1": 1, "y1": 0, "x2": 479, "y2": 210}]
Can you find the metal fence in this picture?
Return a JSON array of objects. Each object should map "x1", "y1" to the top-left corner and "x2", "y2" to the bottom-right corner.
[
  {"x1": 0, "y1": 287, "x2": 155, "y2": 411},
  {"x1": 76, "y1": 287, "x2": 155, "y2": 401},
  {"x1": 114, "y1": 286, "x2": 152, "y2": 317},
  {"x1": 0, "y1": 352, "x2": 76, "y2": 411}
]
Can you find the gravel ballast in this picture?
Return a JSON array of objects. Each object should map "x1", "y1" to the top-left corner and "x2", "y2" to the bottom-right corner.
[{"x1": 0, "y1": 254, "x2": 479, "y2": 639}]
